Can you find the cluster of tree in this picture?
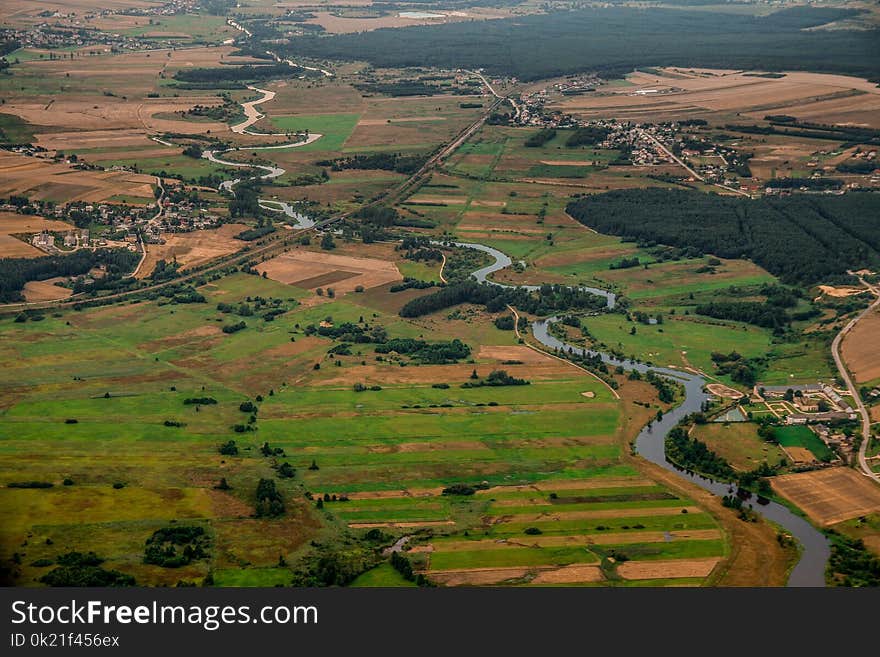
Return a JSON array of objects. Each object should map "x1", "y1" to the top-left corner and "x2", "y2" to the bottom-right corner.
[
  {"x1": 665, "y1": 425, "x2": 736, "y2": 481},
  {"x1": 389, "y1": 278, "x2": 437, "y2": 293},
  {"x1": 235, "y1": 225, "x2": 276, "y2": 241},
  {"x1": 316, "y1": 152, "x2": 427, "y2": 175},
  {"x1": 728, "y1": 120, "x2": 880, "y2": 147},
  {"x1": 375, "y1": 338, "x2": 471, "y2": 364},
  {"x1": 149, "y1": 259, "x2": 181, "y2": 282},
  {"x1": 525, "y1": 128, "x2": 557, "y2": 147},
  {"x1": 276, "y1": 7, "x2": 878, "y2": 82},
  {"x1": 565, "y1": 188, "x2": 880, "y2": 285},
  {"x1": 399, "y1": 237, "x2": 443, "y2": 263},
  {"x1": 143, "y1": 526, "x2": 209, "y2": 568},
  {"x1": 0, "y1": 248, "x2": 139, "y2": 302},
  {"x1": 255, "y1": 478, "x2": 285, "y2": 518},
  {"x1": 826, "y1": 532, "x2": 880, "y2": 587},
  {"x1": 399, "y1": 280, "x2": 608, "y2": 319},
  {"x1": 182, "y1": 144, "x2": 203, "y2": 159},
  {"x1": 183, "y1": 397, "x2": 217, "y2": 405},
  {"x1": 305, "y1": 321, "x2": 384, "y2": 344},
  {"x1": 40, "y1": 552, "x2": 135, "y2": 587},
  {"x1": 173, "y1": 63, "x2": 319, "y2": 86},
  {"x1": 354, "y1": 80, "x2": 442, "y2": 96},
  {"x1": 565, "y1": 126, "x2": 610, "y2": 147},
  {"x1": 710, "y1": 351, "x2": 758, "y2": 387},
  {"x1": 644, "y1": 369, "x2": 676, "y2": 403},
  {"x1": 609, "y1": 256, "x2": 640, "y2": 270},
  {"x1": 218, "y1": 440, "x2": 239, "y2": 456},
  {"x1": 766, "y1": 177, "x2": 843, "y2": 191},
  {"x1": 494, "y1": 314, "x2": 515, "y2": 330},
  {"x1": 290, "y1": 546, "x2": 376, "y2": 587},
  {"x1": 461, "y1": 369, "x2": 529, "y2": 388},
  {"x1": 695, "y1": 301, "x2": 789, "y2": 329},
  {"x1": 442, "y1": 482, "x2": 490, "y2": 496},
  {"x1": 223, "y1": 321, "x2": 247, "y2": 334},
  {"x1": 229, "y1": 181, "x2": 263, "y2": 220},
  {"x1": 836, "y1": 159, "x2": 877, "y2": 174}
]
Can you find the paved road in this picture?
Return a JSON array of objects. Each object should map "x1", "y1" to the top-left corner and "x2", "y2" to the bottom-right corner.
[{"x1": 831, "y1": 275, "x2": 880, "y2": 482}]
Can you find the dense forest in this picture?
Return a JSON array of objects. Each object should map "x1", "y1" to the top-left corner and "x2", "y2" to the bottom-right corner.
[
  {"x1": 173, "y1": 63, "x2": 320, "y2": 86},
  {"x1": 565, "y1": 189, "x2": 880, "y2": 285},
  {"x1": 276, "y1": 7, "x2": 879, "y2": 81}
]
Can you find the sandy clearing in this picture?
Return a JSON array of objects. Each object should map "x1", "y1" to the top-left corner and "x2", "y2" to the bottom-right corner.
[
  {"x1": 818, "y1": 285, "x2": 866, "y2": 298},
  {"x1": 706, "y1": 383, "x2": 744, "y2": 400},
  {"x1": 617, "y1": 557, "x2": 721, "y2": 580},
  {"x1": 773, "y1": 468, "x2": 880, "y2": 525},
  {"x1": 22, "y1": 277, "x2": 72, "y2": 302},
  {"x1": 841, "y1": 307, "x2": 880, "y2": 383}
]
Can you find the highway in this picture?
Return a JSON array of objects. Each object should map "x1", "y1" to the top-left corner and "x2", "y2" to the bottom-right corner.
[{"x1": 831, "y1": 275, "x2": 880, "y2": 482}]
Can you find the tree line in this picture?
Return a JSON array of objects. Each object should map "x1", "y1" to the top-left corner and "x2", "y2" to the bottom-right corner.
[{"x1": 565, "y1": 188, "x2": 880, "y2": 285}]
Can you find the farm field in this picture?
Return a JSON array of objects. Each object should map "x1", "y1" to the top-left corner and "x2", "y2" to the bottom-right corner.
[
  {"x1": 0, "y1": 267, "x2": 736, "y2": 587},
  {"x1": 774, "y1": 425, "x2": 835, "y2": 463},
  {"x1": 137, "y1": 223, "x2": 249, "y2": 279},
  {"x1": 0, "y1": 212, "x2": 75, "y2": 258},
  {"x1": 551, "y1": 68, "x2": 880, "y2": 128},
  {"x1": 841, "y1": 306, "x2": 880, "y2": 384},
  {"x1": 0, "y1": 151, "x2": 159, "y2": 205},
  {"x1": 691, "y1": 422, "x2": 788, "y2": 472},
  {"x1": 772, "y1": 468, "x2": 880, "y2": 526}
]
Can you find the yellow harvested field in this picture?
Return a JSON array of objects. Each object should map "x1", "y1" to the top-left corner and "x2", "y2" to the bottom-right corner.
[
  {"x1": 782, "y1": 446, "x2": 816, "y2": 464},
  {"x1": 617, "y1": 557, "x2": 721, "y2": 580},
  {"x1": 841, "y1": 307, "x2": 880, "y2": 383},
  {"x1": 0, "y1": 151, "x2": 157, "y2": 205},
  {"x1": 773, "y1": 468, "x2": 880, "y2": 525},
  {"x1": 553, "y1": 69, "x2": 880, "y2": 127},
  {"x1": 0, "y1": 211, "x2": 75, "y2": 257},
  {"x1": 22, "y1": 277, "x2": 73, "y2": 302},
  {"x1": 531, "y1": 564, "x2": 604, "y2": 584},
  {"x1": 256, "y1": 249, "x2": 401, "y2": 294},
  {"x1": 138, "y1": 224, "x2": 249, "y2": 279}
]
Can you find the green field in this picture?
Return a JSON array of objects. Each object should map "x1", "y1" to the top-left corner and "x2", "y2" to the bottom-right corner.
[
  {"x1": 269, "y1": 114, "x2": 360, "y2": 152},
  {"x1": 0, "y1": 262, "x2": 727, "y2": 587},
  {"x1": 775, "y1": 425, "x2": 835, "y2": 462},
  {"x1": 692, "y1": 422, "x2": 788, "y2": 471}
]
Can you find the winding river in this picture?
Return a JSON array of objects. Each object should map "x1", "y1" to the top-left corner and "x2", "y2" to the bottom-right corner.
[
  {"x1": 201, "y1": 87, "x2": 321, "y2": 228},
  {"x1": 452, "y1": 240, "x2": 829, "y2": 587}
]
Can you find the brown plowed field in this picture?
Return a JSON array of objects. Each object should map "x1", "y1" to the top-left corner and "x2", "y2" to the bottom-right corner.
[
  {"x1": 841, "y1": 307, "x2": 880, "y2": 383},
  {"x1": 773, "y1": 468, "x2": 880, "y2": 525},
  {"x1": 256, "y1": 249, "x2": 401, "y2": 294}
]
